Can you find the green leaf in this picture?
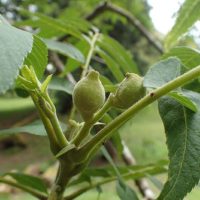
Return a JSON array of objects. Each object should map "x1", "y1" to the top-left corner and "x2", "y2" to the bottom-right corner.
[
  {"x1": 162, "y1": 47, "x2": 200, "y2": 69},
  {"x1": 69, "y1": 160, "x2": 167, "y2": 186},
  {"x1": 143, "y1": 58, "x2": 181, "y2": 89},
  {"x1": 102, "y1": 147, "x2": 139, "y2": 199},
  {"x1": 0, "y1": 23, "x2": 33, "y2": 94},
  {"x1": 58, "y1": 15, "x2": 91, "y2": 34},
  {"x1": 24, "y1": 36, "x2": 48, "y2": 79},
  {"x1": 48, "y1": 77, "x2": 74, "y2": 94},
  {"x1": 63, "y1": 39, "x2": 90, "y2": 75},
  {"x1": 6, "y1": 172, "x2": 47, "y2": 194},
  {"x1": 168, "y1": 90, "x2": 198, "y2": 112},
  {"x1": 55, "y1": 144, "x2": 76, "y2": 158},
  {"x1": 158, "y1": 90, "x2": 200, "y2": 200},
  {"x1": 102, "y1": 114, "x2": 123, "y2": 155},
  {"x1": 165, "y1": 0, "x2": 200, "y2": 49},
  {"x1": 97, "y1": 34, "x2": 138, "y2": 74},
  {"x1": 100, "y1": 76, "x2": 117, "y2": 93},
  {"x1": 18, "y1": 9, "x2": 83, "y2": 39},
  {"x1": 83, "y1": 160, "x2": 168, "y2": 179},
  {"x1": 0, "y1": 120, "x2": 47, "y2": 136},
  {"x1": 147, "y1": 175, "x2": 163, "y2": 190},
  {"x1": 116, "y1": 180, "x2": 139, "y2": 200},
  {"x1": 0, "y1": 120, "x2": 67, "y2": 136},
  {"x1": 43, "y1": 39, "x2": 85, "y2": 63},
  {"x1": 0, "y1": 16, "x2": 47, "y2": 94},
  {"x1": 41, "y1": 74, "x2": 52, "y2": 92},
  {"x1": 101, "y1": 146, "x2": 122, "y2": 178},
  {"x1": 97, "y1": 49, "x2": 124, "y2": 82}
]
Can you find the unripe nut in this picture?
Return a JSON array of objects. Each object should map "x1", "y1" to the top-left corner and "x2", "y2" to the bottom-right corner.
[
  {"x1": 72, "y1": 70, "x2": 105, "y2": 121},
  {"x1": 112, "y1": 73, "x2": 146, "y2": 109}
]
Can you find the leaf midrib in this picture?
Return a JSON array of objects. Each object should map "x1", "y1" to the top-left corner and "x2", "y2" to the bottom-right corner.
[{"x1": 164, "y1": 106, "x2": 188, "y2": 199}]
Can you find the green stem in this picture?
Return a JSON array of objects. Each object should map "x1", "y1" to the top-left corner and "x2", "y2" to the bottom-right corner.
[
  {"x1": 31, "y1": 93, "x2": 60, "y2": 154},
  {"x1": 64, "y1": 164, "x2": 167, "y2": 200},
  {"x1": 42, "y1": 92, "x2": 69, "y2": 148},
  {"x1": 48, "y1": 113, "x2": 69, "y2": 148},
  {"x1": 0, "y1": 177, "x2": 48, "y2": 200},
  {"x1": 47, "y1": 163, "x2": 70, "y2": 199},
  {"x1": 80, "y1": 65, "x2": 200, "y2": 157},
  {"x1": 64, "y1": 177, "x2": 116, "y2": 200},
  {"x1": 31, "y1": 92, "x2": 68, "y2": 154},
  {"x1": 81, "y1": 31, "x2": 99, "y2": 79},
  {"x1": 72, "y1": 95, "x2": 113, "y2": 146}
]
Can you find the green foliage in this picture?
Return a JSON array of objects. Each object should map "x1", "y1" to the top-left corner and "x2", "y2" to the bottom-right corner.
[
  {"x1": 48, "y1": 77, "x2": 74, "y2": 94},
  {"x1": 97, "y1": 34, "x2": 138, "y2": 76},
  {"x1": 165, "y1": 0, "x2": 200, "y2": 49},
  {"x1": 0, "y1": 16, "x2": 47, "y2": 94},
  {"x1": 24, "y1": 35, "x2": 47, "y2": 79},
  {"x1": 168, "y1": 91, "x2": 197, "y2": 112},
  {"x1": 5, "y1": 172, "x2": 48, "y2": 194},
  {"x1": 63, "y1": 39, "x2": 90, "y2": 74},
  {"x1": 163, "y1": 47, "x2": 200, "y2": 69},
  {"x1": 144, "y1": 57, "x2": 198, "y2": 112},
  {"x1": 101, "y1": 146, "x2": 139, "y2": 199},
  {"x1": 0, "y1": 120, "x2": 47, "y2": 136},
  {"x1": 144, "y1": 58, "x2": 181, "y2": 88},
  {"x1": 43, "y1": 39, "x2": 85, "y2": 63},
  {"x1": 100, "y1": 76, "x2": 117, "y2": 92},
  {"x1": 98, "y1": 49, "x2": 124, "y2": 82},
  {"x1": 116, "y1": 181, "x2": 139, "y2": 200},
  {"x1": 0, "y1": 120, "x2": 67, "y2": 136},
  {"x1": 158, "y1": 91, "x2": 200, "y2": 200},
  {"x1": 0, "y1": 23, "x2": 32, "y2": 94},
  {"x1": 17, "y1": 9, "x2": 89, "y2": 39},
  {"x1": 84, "y1": 161, "x2": 167, "y2": 178}
]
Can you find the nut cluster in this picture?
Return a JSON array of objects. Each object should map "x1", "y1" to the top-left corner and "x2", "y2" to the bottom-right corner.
[{"x1": 72, "y1": 71, "x2": 146, "y2": 121}]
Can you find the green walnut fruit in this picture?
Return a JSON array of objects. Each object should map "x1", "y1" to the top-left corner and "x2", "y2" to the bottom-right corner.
[
  {"x1": 112, "y1": 73, "x2": 146, "y2": 109},
  {"x1": 73, "y1": 70, "x2": 105, "y2": 121}
]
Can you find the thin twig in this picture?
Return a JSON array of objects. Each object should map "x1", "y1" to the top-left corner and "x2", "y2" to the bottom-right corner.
[
  {"x1": 86, "y1": 1, "x2": 163, "y2": 54},
  {"x1": 86, "y1": 1, "x2": 109, "y2": 21}
]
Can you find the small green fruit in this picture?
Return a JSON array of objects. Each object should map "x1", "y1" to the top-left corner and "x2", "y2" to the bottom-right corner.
[
  {"x1": 112, "y1": 73, "x2": 146, "y2": 109},
  {"x1": 73, "y1": 70, "x2": 105, "y2": 121}
]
